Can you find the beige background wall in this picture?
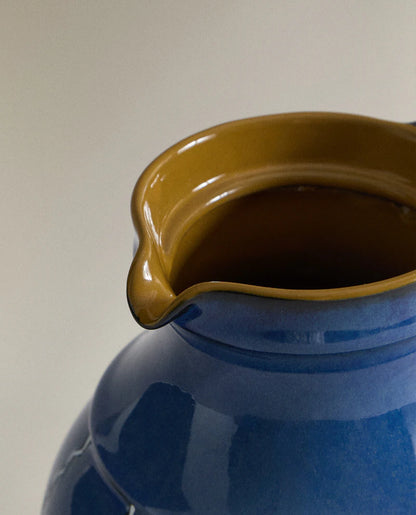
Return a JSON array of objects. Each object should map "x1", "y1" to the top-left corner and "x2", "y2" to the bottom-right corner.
[{"x1": 1, "y1": 1, "x2": 416, "y2": 512}]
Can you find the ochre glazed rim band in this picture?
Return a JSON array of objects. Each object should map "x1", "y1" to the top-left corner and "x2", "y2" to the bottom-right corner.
[{"x1": 128, "y1": 112, "x2": 416, "y2": 327}]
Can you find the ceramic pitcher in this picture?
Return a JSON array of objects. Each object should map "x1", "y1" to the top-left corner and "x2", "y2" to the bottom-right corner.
[{"x1": 43, "y1": 113, "x2": 416, "y2": 514}]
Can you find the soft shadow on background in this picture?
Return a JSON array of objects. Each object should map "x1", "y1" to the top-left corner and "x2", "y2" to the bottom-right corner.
[{"x1": 1, "y1": 1, "x2": 416, "y2": 512}]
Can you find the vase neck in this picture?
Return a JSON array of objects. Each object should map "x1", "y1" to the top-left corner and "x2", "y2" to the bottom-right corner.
[{"x1": 171, "y1": 284, "x2": 416, "y2": 356}]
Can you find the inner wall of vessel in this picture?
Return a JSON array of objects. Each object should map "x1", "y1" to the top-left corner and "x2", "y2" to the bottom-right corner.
[{"x1": 169, "y1": 185, "x2": 416, "y2": 294}]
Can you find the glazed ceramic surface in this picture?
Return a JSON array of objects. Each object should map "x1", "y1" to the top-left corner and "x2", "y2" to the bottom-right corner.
[{"x1": 43, "y1": 113, "x2": 416, "y2": 514}]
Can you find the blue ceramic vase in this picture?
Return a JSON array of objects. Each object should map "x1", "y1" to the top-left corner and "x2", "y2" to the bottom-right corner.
[{"x1": 43, "y1": 113, "x2": 416, "y2": 514}]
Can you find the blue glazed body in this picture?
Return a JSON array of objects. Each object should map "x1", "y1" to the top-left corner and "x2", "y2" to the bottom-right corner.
[{"x1": 43, "y1": 284, "x2": 416, "y2": 514}]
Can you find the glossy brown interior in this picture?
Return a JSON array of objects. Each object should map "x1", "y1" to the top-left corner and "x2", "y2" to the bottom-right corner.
[{"x1": 170, "y1": 186, "x2": 416, "y2": 294}]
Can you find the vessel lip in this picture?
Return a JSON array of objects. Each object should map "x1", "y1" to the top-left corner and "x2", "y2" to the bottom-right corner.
[
  {"x1": 128, "y1": 112, "x2": 416, "y2": 328},
  {"x1": 129, "y1": 274, "x2": 416, "y2": 330}
]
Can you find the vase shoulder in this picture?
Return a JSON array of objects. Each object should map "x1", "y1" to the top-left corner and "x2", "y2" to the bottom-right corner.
[{"x1": 86, "y1": 326, "x2": 416, "y2": 514}]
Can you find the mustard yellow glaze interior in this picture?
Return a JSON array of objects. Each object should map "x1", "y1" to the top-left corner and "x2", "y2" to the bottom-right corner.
[
  {"x1": 128, "y1": 113, "x2": 416, "y2": 327},
  {"x1": 171, "y1": 186, "x2": 416, "y2": 294}
]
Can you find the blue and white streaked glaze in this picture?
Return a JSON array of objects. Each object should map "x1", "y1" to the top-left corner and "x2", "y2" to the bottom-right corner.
[{"x1": 43, "y1": 281, "x2": 416, "y2": 514}]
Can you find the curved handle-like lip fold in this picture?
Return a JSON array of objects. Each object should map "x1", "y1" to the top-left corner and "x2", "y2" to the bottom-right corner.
[{"x1": 127, "y1": 113, "x2": 416, "y2": 329}]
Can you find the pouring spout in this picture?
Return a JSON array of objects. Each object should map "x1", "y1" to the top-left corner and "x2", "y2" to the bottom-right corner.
[{"x1": 127, "y1": 240, "x2": 176, "y2": 328}]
